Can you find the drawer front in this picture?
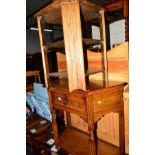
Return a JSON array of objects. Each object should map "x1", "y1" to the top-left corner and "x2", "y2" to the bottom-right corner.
[{"x1": 51, "y1": 91, "x2": 87, "y2": 113}]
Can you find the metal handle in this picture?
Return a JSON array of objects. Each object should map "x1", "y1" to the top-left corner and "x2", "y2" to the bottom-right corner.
[{"x1": 63, "y1": 98, "x2": 69, "y2": 105}]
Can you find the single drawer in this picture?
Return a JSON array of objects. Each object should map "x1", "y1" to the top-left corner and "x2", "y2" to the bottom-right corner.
[{"x1": 51, "y1": 91, "x2": 87, "y2": 114}]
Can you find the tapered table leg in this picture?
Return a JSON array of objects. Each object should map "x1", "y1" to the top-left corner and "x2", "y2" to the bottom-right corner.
[
  {"x1": 119, "y1": 111, "x2": 125, "y2": 155},
  {"x1": 88, "y1": 125, "x2": 97, "y2": 155}
]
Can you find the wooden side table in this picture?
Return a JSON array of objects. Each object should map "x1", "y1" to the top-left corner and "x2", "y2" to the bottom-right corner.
[
  {"x1": 49, "y1": 79, "x2": 127, "y2": 155},
  {"x1": 26, "y1": 70, "x2": 41, "y2": 83},
  {"x1": 26, "y1": 70, "x2": 41, "y2": 91}
]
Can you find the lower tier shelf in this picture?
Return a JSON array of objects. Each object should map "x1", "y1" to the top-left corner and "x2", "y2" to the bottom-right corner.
[{"x1": 58, "y1": 127, "x2": 121, "y2": 155}]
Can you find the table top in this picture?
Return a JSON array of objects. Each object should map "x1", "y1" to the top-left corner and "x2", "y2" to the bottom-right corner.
[
  {"x1": 26, "y1": 70, "x2": 40, "y2": 76},
  {"x1": 49, "y1": 78, "x2": 127, "y2": 92}
]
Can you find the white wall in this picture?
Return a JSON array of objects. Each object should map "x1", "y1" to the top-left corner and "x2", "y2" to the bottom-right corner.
[
  {"x1": 92, "y1": 25, "x2": 100, "y2": 40},
  {"x1": 109, "y1": 19, "x2": 125, "y2": 48},
  {"x1": 91, "y1": 25, "x2": 101, "y2": 49},
  {"x1": 91, "y1": 19, "x2": 125, "y2": 50}
]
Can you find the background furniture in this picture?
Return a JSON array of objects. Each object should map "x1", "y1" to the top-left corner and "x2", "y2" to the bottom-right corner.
[
  {"x1": 26, "y1": 70, "x2": 41, "y2": 92},
  {"x1": 26, "y1": 112, "x2": 52, "y2": 155}
]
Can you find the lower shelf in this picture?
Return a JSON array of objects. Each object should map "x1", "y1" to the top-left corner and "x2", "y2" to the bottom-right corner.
[{"x1": 58, "y1": 127, "x2": 120, "y2": 155}]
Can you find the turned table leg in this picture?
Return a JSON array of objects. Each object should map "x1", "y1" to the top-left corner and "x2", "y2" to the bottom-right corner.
[
  {"x1": 88, "y1": 125, "x2": 97, "y2": 155},
  {"x1": 87, "y1": 96, "x2": 97, "y2": 155},
  {"x1": 52, "y1": 110, "x2": 59, "y2": 146},
  {"x1": 49, "y1": 92, "x2": 59, "y2": 147},
  {"x1": 66, "y1": 112, "x2": 71, "y2": 127},
  {"x1": 119, "y1": 111, "x2": 125, "y2": 155}
]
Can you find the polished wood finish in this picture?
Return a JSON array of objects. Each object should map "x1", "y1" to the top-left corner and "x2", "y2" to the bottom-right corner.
[
  {"x1": 104, "y1": 0, "x2": 123, "y2": 12},
  {"x1": 37, "y1": 16, "x2": 50, "y2": 87},
  {"x1": 26, "y1": 70, "x2": 41, "y2": 83},
  {"x1": 34, "y1": 0, "x2": 103, "y2": 24},
  {"x1": 123, "y1": 0, "x2": 129, "y2": 18},
  {"x1": 99, "y1": 9, "x2": 108, "y2": 84},
  {"x1": 58, "y1": 127, "x2": 122, "y2": 155},
  {"x1": 35, "y1": 0, "x2": 127, "y2": 154},
  {"x1": 61, "y1": 0, "x2": 86, "y2": 91},
  {"x1": 45, "y1": 38, "x2": 101, "y2": 50},
  {"x1": 47, "y1": 69, "x2": 104, "y2": 78},
  {"x1": 34, "y1": 0, "x2": 61, "y2": 24},
  {"x1": 35, "y1": 0, "x2": 107, "y2": 89},
  {"x1": 47, "y1": 88, "x2": 59, "y2": 146},
  {"x1": 26, "y1": 70, "x2": 41, "y2": 91},
  {"x1": 55, "y1": 42, "x2": 129, "y2": 153},
  {"x1": 49, "y1": 79, "x2": 126, "y2": 155}
]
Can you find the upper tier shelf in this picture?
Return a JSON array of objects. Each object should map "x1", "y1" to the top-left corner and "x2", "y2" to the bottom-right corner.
[
  {"x1": 49, "y1": 78, "x2": 127, "y2": 91},
  {"x1": 34, "y1": 0, "x2": 104, "y2": 24},
  {"x1": 44, "y1": 38, "x2": 101, "y2": 50}
]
